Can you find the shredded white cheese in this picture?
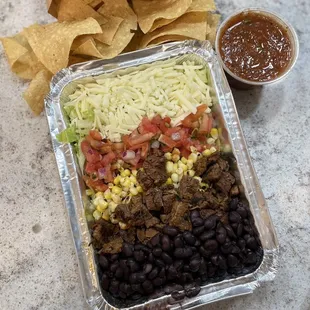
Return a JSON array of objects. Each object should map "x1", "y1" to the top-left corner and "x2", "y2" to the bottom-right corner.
[{"x1": 64, "y1": 59, "x2": 213, "y2": 142}]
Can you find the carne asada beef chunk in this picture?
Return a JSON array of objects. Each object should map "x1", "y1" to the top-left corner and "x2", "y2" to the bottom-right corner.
[
  {"x1": 120, "y1": 227, "x2": 136, "y2": 244},
  {"x1": 194, "y1": 152, "x2": 221, "y2": 176},
  {"x1": 142, "y1": 151, "x2": 167, "y2": 186},
  {"x1": 217, "y1": 157, "x2": 229, "y2": 171},
  {"x1": 145, "y1": 216, "x2": 160, "y2": 228},
  {"x1": 114, "y1": 203, "x2": 132, "y2": 223},
  {"x1": 144, "y1": 187, "x2": 163, "y2": 211},
  {"x1": 203, "y1": 163, "x2": 222, "y2": 182},
  {"x1": 169, "y1": 201, "x2": 192, "y2": 231},
  {"x1": 179, "y1": 175, "x2": 200, "y2": 201},
  {"x1": 102, "y1": 237, "x2": 123, "y2": 254},
  {"x1": 190, "y1": 190, "x2": 220, "y2": 210},
  {"x1": 215, "y1": 171, "x2": 235, "y2": 194},
  {"x1": 137, "y1": 170, "x2": 154, "y2": 191},
  {"x1": 162, "y1": 184, "x2": 176, "y2": 214},
  {"x1": 137, "y1": 228, "x2": 159, "y2": 243},
  {"x1": 230, "y1": 185, "x2": 240, "y2": 196}
]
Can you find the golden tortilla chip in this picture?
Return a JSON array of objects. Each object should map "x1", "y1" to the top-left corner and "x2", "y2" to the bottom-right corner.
[
  {"x1": 140, "y1": 12, "x2": 208, "y2": 48},
  {"x1": 148, "y1": 35, "x2": 192, "y2": 46},
  {"x1": 23, "y1": 70, "x2": 53, "y2": 115},
  {"x1": 87, "y1": 0, "x2": 105, "y2": 10},
  {"x1": 72, "y1": 36, "x2": 103, "y2": 58},
  {"x1": 68, "y1": 55, "x2": 90, "y2": 66},
  {"x1": 47, "y1": 0, "x2": 61, "y2": 18},
  {"x1": 123, "y1": 28, "x2": 144, "y2": 53},
  {"x1": 149, "y1": 0, "x2": 216, "y2": 32},
  {"x1": 206, "y1": 13, "x2": 220, "y2": 45},
  {"x1": 23, "y1": 18, "x2": 102, "y2": 74},
  {"x1": 132, "y1": 0, "x2": 192, "y2": 34},
  {"x1": 96, "y1": 0, "x2": 137, "y2": 58}
]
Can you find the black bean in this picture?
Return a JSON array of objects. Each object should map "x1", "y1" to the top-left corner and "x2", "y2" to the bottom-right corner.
[
  {"x1": 163, "y1": 226, "x2": 179, "y2": 237},
  {"x1": 183, "y1": 231, "x2": 196, "y2": 245},
  {"x1": 162, "y1": 252, "x2": 173, "y2": 264},
  {"x1": 134, "y1": 250, "x2": 145, "y2": 262},
  {"x1": 216, "y1": 228, "x2": 227, "y2": 244},
  {"x1": 246, "y1": 251, "x2": 257, "y2": 265},
  {"x1": 221, "y1": 242, "x2": 233, "y2": 254},
  {"x1": 131, "y1": 293, "x2": 142, "y2": 300},
  {"x1": 199, "y1": 258, "x2": 207, "y2": 275},
  {"x1": 101, "y1": 273, "x2": 109, "y2": 290},
  {"x1": 229, "y1": 198, "x2": 239, "y2": 210},
  {"x1": 167, "y1": 265, "x2": 178, "y2": 280},
  {"x1": 199, "y1": 246, "x2": 211, "y2": 258},
  {"x1": 109, "y1": 279, "x2": 119, "y2": 294},
  {"x1": 244, "y1": 225, "x2": 253, "y2": 235},
  {"x1": 119, "y1": 282, "x2": 128, "y2": 293},
  {"x1": 153, "y1": 247, "x2": 163, "y2": 257},
  {"x1": 237, "y1": 223, "x2": 243, "y2": 236},
  {"x1": 183, "y1": 265, "x2": 190, "y2": 272},
  {"x1": 174, "y1": 235, "x2": 184, "y2": 248},
  {"x1": 155, "y1": 259, "x2": 165, "y2": 268},
  {"x1": 143, "y1": 263, "x2": 153, "y2": 274},
  {"x1": 110, "y1": 254, "x2": 119, "y2": 261},
  {"x1": 227, "y1": 254, "x2": 238, "y2": 267},
  {"x1": 200, "y1": 230, "x2": 215, "y2": 242},
  {"x1": 142, "y1": 280, "x2": 154, "y2": 294},
  {"x1": 204, "y1": 215, "x2": 218, "y2": 230},
  {"x1": 158, "y1": 268, "x2": 166, "y2": 278},
  {"x1": 123, "y1": 243, "x2": 133, "y2": 257},
  {"x1": 189, "y1": 258, "x2": 201, "y2": 272},
  {"x1": 190, "y1": 210, "x2": 200, "y2": 221},
  {"x1": 148, "y1": 267, "x2": 159, "y2": 280},
  {"x1": 174, "y1": 260, "x2": 184, "y2": 271},
  {"x1": 119, "y1": 291, "x2": 127, "y2": 299},
  {"x1": 137, "y1": 273, "x2": 146, "y2": 283},
  {"x1": 207, "y1": 262, "x2": 217, "y2": 277},
  {"x1": 135, "y1": 243, "x2": 150, "y2": 252},
  {"x1": 231, "y1": 245, "x2": 241, "y2": 254},
  {"x1": 218, "y1": 255, "x2": 227, "y2": 270},
  {"x1": 194, "y1": 239, "x2": 201, "y2": 247},
  {"x1": 99, "y1": 255, "x2": 109, "y2": 270},
  {"x1": 110, "y1": 261, "x2": 119, "y2": 273},
  {"x1": 129, "y1": 273, "x2": 139, "y2": 284},
  {"x1": 246, "y1": 237, "x2": 258, "y2": 250},
  {"x1": 193, "y1": 226, "x2": 205, "y2": 236},
  {"x1": 115, "y1": 267, "x2": 123, "y2": 279},
  {"x1": 164, "y1": 283, "x2": 183, "y2": 294},
  {"x1": 162, "y1": 235, "x2": 172, "y2": 252},
  {"x1": 171, "y1": 290, "x2": 186, "y2": 301},
  {"x1": 148, "y1": 253, "x2": 155, "y2": 263},
  {"x1": 236, "y1": 206, "x2": 247, "y2": 218},
  {"x1": 180, "y1": 272, "x2": 193, "y2": 284},
  {"x1": 185, "y1": 285, "x2": 201, "y2": 298},
  {"x1": 150, "y1": 234, "x2": 161, "y2": 247},
  {"x1": 243, "y1": 219, "x2": 250, "y2": 226},
  {"x1": 204, "y1": 239, "x2": 218, "y2": 252},
  {"x1": 192, "y1": 217, "x2": 204, "y2": 227},
  {"x1": 229, "y1": 211, "x2": 242, "y2": 223},
  {"x1": 127, "y1": 258, "x2": 140, "y2": 273},
  {"x1": 225, "y1": 225, "x2": 237, "y2": 239},
  {"x1": 174, "y1": 247, "x2": 192, "y2": 259},
  {"x1": 153, "y1": 277, "x2": 165, "y2": 287}
]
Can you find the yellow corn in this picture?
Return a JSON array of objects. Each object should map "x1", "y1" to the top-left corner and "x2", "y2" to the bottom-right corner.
[
  {"x1": 187, "y1": 159, "x2": 194, "y2": 169},
  {"x1": 103, "y1": 190, "x2": 112, "y2": 200},
  {"x1": 207, "y1": 138, "x2": 215, "y2": 145},
  {"x1": 171, "y1": 173, "x2": 179, "y2": 183},
  {"x1": 166, "y1": 178, "x2": 173, "y2": 185},
  {"x1": 93, "y1": 210, "x2": 102, "y2": 221},
  {"x1": 121, "y1": 191, "x2": 127, "y2": 198},
  {"x1": 108, "y1": 183, "x2": 114, "y2": 189},
  {"x1": 194, "y1": 176, "x2": 202, "y2": 183},
  {"x1": 130, "y1": 187, "x2": 139, "y2": 196},
  {"x1": 210, "y1": 146, "x2": 217, "y2": 153},
  {"x1": 166, "y1": 161, "x2": 174, "y2": 174},
  {"x1": 176, "y1": 167, "x2": 184, "y2": 175},
  {"x1": 210, "y1": 128, "x2": 219, "y2": 139},
  {"x1": 132, "y1": 169, "x2": 138, "y2": 176},
  {"x1": 119, "y1": 222, "x2": 128, "y2": 230},
  {"x1": 121, "y1": 169, "x2": 131, "y2": 177},
  {"x1": 188, "y1": 170, "x2": 195, "y2": 177},
  {"x1": 172, "y1": 154, "x2": 180, "y2": 163},
  {"x1": 181, "y1": 157, "x2": 188, "y2": 164},
  {"x1": 178, "y1": 162, "x2": 188, "y2": 172},
  {"x1": 111, "y1": 193, "x2": 121, "y2": 204},
  {"x1": 97, "y1": 200, "x2": 108, "y2": 211},
  {"x1": 188, "y1": 153, "x2": 198, "y2": 163},
  {"x1": 95, "y1": 192, "x2": 103, "y2": 198},
  {"x1": 109, "y1": 201, "x2": 118, "y2": 212},
  {"x1": 86, "y1": 189, "x2": 94, "y2": 196},
  {"x1": 129, "y1": 175, "x2": 137, "y2": 184},
  {"x1": 137, "y1": 186, "x2": 143, "y2": 193},
  {"x1": 112, "y1": 186, "x2": 122, "y2": 195},
  {"x1": 123, "y1": 179, "x2": 131, "y2": 188},
  {"x1": 113, "y1": 175, "x2": 120, "y2": 185},
  {"x1": 203, "y1": 149, "x2": 212, "y2": 157},
  {"x1": 101, "y1": 209, "x2": 110, "y2": 221},
  {"x1": 173, "y1": 163, "x2": 178, "y2": 172},
  {"x1": 172, "y1": 148, "x2": 180, "y2": 155},
  {"x1": 165, "y1": 152, "x2": 172, "y2": 160}
]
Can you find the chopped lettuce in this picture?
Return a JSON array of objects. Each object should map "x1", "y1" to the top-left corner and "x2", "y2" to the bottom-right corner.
[{"x1": 56, "y1": 126, "x2": 78, "y2": 143}]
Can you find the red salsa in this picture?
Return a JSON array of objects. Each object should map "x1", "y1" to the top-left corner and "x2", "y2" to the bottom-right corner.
[{"x1": 219, "y1": 11, "x2": 293, "y2": 82}]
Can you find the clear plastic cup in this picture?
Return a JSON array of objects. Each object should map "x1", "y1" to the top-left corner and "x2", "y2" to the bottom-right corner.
[{"x1": 215, "y1": 8, "x2": 299, "y2": 87}]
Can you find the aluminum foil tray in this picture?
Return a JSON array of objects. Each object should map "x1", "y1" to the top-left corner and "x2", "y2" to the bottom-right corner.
[{"x1": 45, "y1": 40, "x2": 279, "y2": 310}]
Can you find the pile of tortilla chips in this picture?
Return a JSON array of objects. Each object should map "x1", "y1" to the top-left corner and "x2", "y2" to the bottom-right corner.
[{"x1": 1, "y1": 0, "x2": 220, "y2": 115}]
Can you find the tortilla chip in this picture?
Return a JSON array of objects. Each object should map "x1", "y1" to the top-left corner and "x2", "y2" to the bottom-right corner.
[
  {"x1": 123, "y1": 28, "x2": 144, "y2": 53},
  {"x1": 23, "y1": 70, "x2": 53, "y2": 115},
  {"x1": 87, "y1": 0, "x2": 105, "y2": 10},
  {"x1": 148, "y1": 35, "x2": 192, "y2": 46},
  {"x1": 23, "y1": 18, "x2": 102, "y2": 74},
  {"x1": 149, "y1": 0, "x2": 216, "y2": 32},
  {"x1": 96, "y1": 0, "x2": 137, "y2": 58},
  {"x1": 68, "y1": 55, "x2": 90, "y2": 66},
  {"x1": 72, "y1": 36, "x2": 104, "y2": 58},
  {"x1": 132, "y1": 0, "x2": 192, "y2": 34},
  {"x1": 206, "y1": 13, "x2": 220, "y2": 45},
  {"x1": 140, "y1": 11, "x2": 208, "y2": 48}
]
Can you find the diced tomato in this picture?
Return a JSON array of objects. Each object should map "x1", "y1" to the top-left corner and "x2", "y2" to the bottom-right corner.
[
  {"x1": 84, "y1": 162, "x2": 97, "y2": 174},
  {"x1": 128, "y1": 132, "x2": 155, "y2": 146},
  {"x1": 161, "y1": 145, "x2": 173, "y2": 153},
  {"x1": 139, "y1": 117, "x2": 161, "y2": 134},
  {"x1": 101, "y1": 152, "x2": 116, "y2": 167},
  {"x1": 151, "y1": 115, "x2": 171, "y2": 133},
  {"x1": 112, "y1": 142, "x2": 124, "y2": 153},
  {"x1": 179, "y1": 147, "x2": 191, "y2": 158},
  {"x1": 198, "y1": 113, "x2": 213, "y2": 134},
  {"x1": 122, "y1": 135, "x2": 131, "y2": 148},
  {"x1": 165, "y1": 127, "x2": 181, "y2": 136},
  {"x1": 81, "y1": 140, "x2": 101, "y2": 163},
  {"x1": 85, "y1": 135, "x2": 104, "y2": 150},
  {"x1": 100, "y1": 144, "x2": 113, "y2": 154},
  {"x1": 83, "y1": 176, "x2": 108, "y2": 192},
  {"x1": 141, "y1": 142, "x2": 150, "y2": 159},
  {"x1": 182, "y1": 104, "x2": 208, "y2": 128},
  {"x1": 89, "y1": 129, "x2": 102, "y2": 141},
  {"x1": 100, "y1": 164, "x2": 114, "y2": 183},
  {"x1": 158, "y1": 134, "x2": 177, "y2": 148},
  {"x1": 126, "y1": 152, "x2": 141, "y2": 167}
]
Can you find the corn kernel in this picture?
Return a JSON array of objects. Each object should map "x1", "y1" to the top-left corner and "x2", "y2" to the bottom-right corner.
[
  {"x1": 113, "y1": 175, "x2": 120, "y2": 185},
  {"x1": 176, "y1": 167, "x2": 184, "y2": 175},
  {"x1": 130, "y1": 187, "x2": 139, "y2": 196},
  {"x1": 121, "y1": 169, "x2": 131, "y2": 177},
  {"x1": 112, "y1": 186, "x2": 122, "y2": 194},
  {"x1": 130, "y1": 175, "x2": 137, "y2": 184},
  {"x1": 190, "y1": 146, "x2": 197, "y2": 153},
  {"x1": 123, "y1": 179, "x2": 131, "y2": 188},
  {"x1": 97, "y1": 200, "x2": 108, "y2": 212},
  {"x1": 179, "y1": 162, "x2": 188, "y2": 171},
  {"x1": 166, "y1": 161, "x2": 174, "y2": 174},
  {"x1": 121, "y1": 191, "x2": 127, "y2": 198},
  {"x1": 86, "y1": 189, "x2": 94, "y2": 196},
  {"x1": 187, "y1": 159, "x2": 194, "y2": 169},
  {"x1": 171, "y1": 173, "x2": 179, "y2": 183},
  {"x1": 111, "y1": 193, "x2": 121, "y2": 204},
  {"x1": 93, "y1": 196, "x2": 102, "y2": 206},
  {"x1": 122, "y1": 187, "x2": 129, "y2": 193},
  {"x1": 166, "y1": 178, "x2": 173, "y2": 185},
  {"x1": 188, "y1": 170, "x2": 195, "y2": 177},
  {"x1": 132, "y1": 170, "x2": 138, "y2": 176},
  {"x1": 137, "y1": 186, "x2": 143, "y2": 193},
  {"x1": 95, "y1": 192, "x2": 103, "y2": 198},
  {"x1": 210, "y1": 146, "x2": 217, "y2": 153},
  {"x1": 206, "y1": 107, "x2": 211, "y2": 113},
  {"x1": 222, "y1": 144, "x2": 232, "y2": 153},
  {"x1": 119, "y1": 222, "x2": 128, "y2": 230},
  {"x1": 93, "y1": 210, "x2": 102, "y2": 221},
  {"x1": 210, "y1": 128, "x2": 219, "y2": 139},
  {"x1": 109, "y1": 201, "x2": 118, "y2": 212},
  {"x1": 203, "y1": 149, "x2": 211, "y2": 156},
  {"x1": 101, "y1": 209, "x2": 110, "y2": 221},
  {"x1": 201, "y1": 182, "x2": 209, "y2": 189},
  {"x1": 86, "y1": 214, "x2": 93, "y2": 222},
  {"x1": 172, "y1": 154, "x2": 180, "y2": 162},
  {"x1": 188, "y1": 153, "x2": 198, "y2": 163},
  {"x1": 108, "y1": 183, "x2": 114, "y2": 189},
  {"x1": 103, "y1": 190, "x2": 112, "y2": 200},
  {"x1": 173, "y1": 163, "x2": 178, "y2": 172},
  {"x1": 172, "y1": 148, "x2": 180, "y2": 155},
  {"x1": 194, "y1": 176, "x2": 202, "y2": 183},
  {"x1": 181, "y1": 157, "x2": 188, "y2": 164},
  {"x1": 165, "y1": 152, "x2": 172, "y2": 160},
  {"x1": 207, "y1": 138, "x2": 215, "y2": 145}
]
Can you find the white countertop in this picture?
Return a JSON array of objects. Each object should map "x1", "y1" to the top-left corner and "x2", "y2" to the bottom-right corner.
[{"x1": 0, "y1": 0, "x2": 309, "y2": 309}]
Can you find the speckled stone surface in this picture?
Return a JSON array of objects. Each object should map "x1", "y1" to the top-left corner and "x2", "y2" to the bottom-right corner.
[{"x1": 0, "y1": 0, "x2": 309, "y2": 309}]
